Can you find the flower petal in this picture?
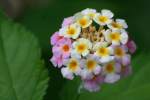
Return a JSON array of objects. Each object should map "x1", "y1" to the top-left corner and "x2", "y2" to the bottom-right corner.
[
  {"x1": 115, "y1": 62, "x2": 121, "y2": 73},
  {"x1": 104, "y1": 74, "x2": 120, "y2": 83},
  {"x1": 62, "y1": 16, "x2": 74, "y2": 27},
  {"x1": 100, "y1": 56, "x2": 114, "y2": 63},
  {"x1": 126, "y1": 40, "x2": 136, "y2": 54},
  {"x1": 61, "y1": 67, "x2": 74, "y2": 80},
  {"x1": 122, "y1": 54, "x2": 131, "y2": 66},
  {"x1": 81, "y1": 69, "x2": 93, "y2": 80},
  {"x1": 93, "y1": 66, "x2": 102, "y2": 75},
  {"x1": 101, "y1": 9, "x2": 114, "y2": 18},
  {"x1": 120, "y1": 30, "x2": 128, "y2": 44},
  {"x1": 83, "y1": 80, "x2": 100, "y2": 92},
  {"x1": 116, "y1": 19, "x2": 128, "y2": 29}
]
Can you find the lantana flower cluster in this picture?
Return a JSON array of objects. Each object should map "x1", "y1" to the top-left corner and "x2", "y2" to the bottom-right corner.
[{"x1": 50, "y1": 8, "x2": 136, "y2": 92}]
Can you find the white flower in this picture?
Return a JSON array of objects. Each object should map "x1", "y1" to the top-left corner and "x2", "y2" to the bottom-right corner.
[
  {"x1": 81, "y1": 8, "x2": 97, "y2": 18},
  {"x1": 80, "y1": 54, "x2": 102, "y2": 79},
  {"x1": 61, "y1": 58, "x2": 81, "y2": 80},
  {"x1": 77, "y1": 16, "x2": 92, "y2": 28},
  {"x1": 103, "y1": 29, "x2": 128, "y2": 45},
  {"x1": 108, "y1": 19, "x2": 128, "y2": 30},
  {"x1": 72, "y1": 38, "x2": 92, "y2": 57},
  {"x1": 103, "y1": 62, "x2": 121, "y2": 83},
  {"x1": 94, "y1": 42, "x2": 114, "y2": 63},
  {"x1": 59, "y1": 23, "x2": 81, "y2": 39},
  {"x1": 94, "y1": 9, "x2": 114, "y2": 25}
]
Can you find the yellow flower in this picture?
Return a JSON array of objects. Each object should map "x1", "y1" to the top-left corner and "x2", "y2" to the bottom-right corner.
[
  {"x1": 61, "y1": 58, "x2": 81, "y2": 80},
  {"x1": 104, "y1": 62, "x2": 115, "y2": 74},
  {"x1": 114, "y1": 47, "x2": 125, "y2": 58},
  {"x1": 73, "y1": 38, "x2": 92, "y2": 56},
  {"x1": 86, "y1": 59, "x2": 97, "y2": 71},
  {"x1": 94, "y1": 42, "x2": 114, "y2": 63},
  {"x1": 59, "y1": 23, "x2": 81, "y2": 39},
  {"x1": 80, "y1": 54, "x2": 102, "y2": 79},
  {"x1": 104, "y1": 29, "x2": 128, "y2": 45},
  {"x1": 96, "y1": 47, "x2": 110, "y2": 57},
  {"x1": 77, "y1": 16, "x2": 92, "y2": 28},
  {"x1": 94, "y1": 9, "x2": 114, "y2": 25},
  {"x1": 108, "y1": 19, "x2": 128, "y2": 30},
  {"x1": 67, "y1": 58, "x2": 80, "y2": 72}
]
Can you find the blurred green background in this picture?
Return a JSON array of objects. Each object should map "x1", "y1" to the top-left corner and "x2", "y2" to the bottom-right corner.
[{"x1": 1, "y1": 0, "x2": 150, "y2": 100}]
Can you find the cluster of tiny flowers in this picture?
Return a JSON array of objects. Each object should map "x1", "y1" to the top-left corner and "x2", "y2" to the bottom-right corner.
[{"x1": 50, "y1": 8, "x2": 136, "y2": 92}]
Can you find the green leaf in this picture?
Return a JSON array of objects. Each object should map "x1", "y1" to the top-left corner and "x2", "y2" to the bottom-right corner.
[
  {"x1": 59, "y1": 78, "x2": 81, "y2": 100},
  {"x1": 0, "y1": 17, "x2": 49, "y2": 100},
  {"x1": 116, "y1": 84, "x2": 150, "y2": 100}
]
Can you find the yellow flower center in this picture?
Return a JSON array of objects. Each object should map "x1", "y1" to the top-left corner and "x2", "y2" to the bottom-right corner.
[
  {"x1": 99, "y1": 16, "x2": 108, "y2": 23},
  {"x1": 68, "y1": 59, "x2": 78, "y2": 72},
  {"x1": 111, "y1": 22, "x2": 122, "y2": 29},
  {"x1": 115, "y1": 47, "x2": 125, "y2": 57},
  {"x1": 76, "y1": 43, "x2": 87, "y2": 54},
  {"x1": 86, "y1": 60, "x2": 96, "y2": 71},
  {"x1": 110, "y1": 32, "x2": 121, "y2": 41},
  {"x1": 62, "y1": 44, "x2": 70, "y2": 52},
  {"x1": 67, "y1": 27, "x2": 76, "y2": 36},
  {"x1": 106, "y1": 63, "x2": 115, "y2": 73},
  {"x1": 79, "y1": 18, "x2": 87, "y2": 27},
  {"x1": 97, "y1": 47, "x2": 109, "y2": 57}
]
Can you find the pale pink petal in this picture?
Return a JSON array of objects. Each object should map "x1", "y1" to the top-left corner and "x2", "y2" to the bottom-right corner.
[
  {"x1": 126, "y1": 40, "x2": 136, "y2": 54},
  {"x1": 93, "y1": 66, "x2": 102, "y2": 75},
  {"x1": 115, "y1": 63, "x2": 121, "y2": 73},
  {"x1": 83, "y1": 75, "x2": 104, "y2": 92},
  {"x1": 61, "y1": 67, "x2": 74, "y2": 80},
  {"x1": 75, "y1": 67, "x2": 82, "y2": 76},
  {"x1": 83, "y1": 81, "x2": 100, "y2": 92},
  {"x1": 62, "y1": 52, "x2": 70, "y2": 58},
  {"x1": 79, "y1": 59, "x2": 86, "y2": 69},
  {"x1": 122, "y1": 54, "x2": 131, "y2": 66},
  {"x1": 52, "y1": 38, "x2": 72, "y2": 59},
  {"x1": 58, "y1": 38, "x2": 72, "y2": 46},
  {"x1": 52, "y1": 46, "x2": 60, "y2": 54},
  {"x1": 104, "y1": 74, "x2": 120, "y2": 83},
  {"x1": 50, "y1": 53, "x2": 63, "y2": 68},
  {"x1": 62, "y1": 16, "x2": 74, "y2": 27},
  {"x1": 57, "y1": 56, "x2": 63, "y2": 67},
  {"x1": 50, "y1": 32, "x2": 63, "y2": 45},
  {"x1": 81, "y1": 70, "x2": 93, "y2": 80},
  {"x1": 50, "y1": 56, "x2": 57, "y2": 67}
]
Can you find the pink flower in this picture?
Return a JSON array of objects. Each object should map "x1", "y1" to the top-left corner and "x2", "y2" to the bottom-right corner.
[
  {"x1": 62, "y1": 16, "x2": 74, "y2": 27},
  {"x1": 51, "y1": 32, "x2": 64, "y2": 45},
  {"x1": 83, "y1": 75, "x2": 104, "y2": 92},
  {"x1": 50, "y1": 53, "x2": 64, "y2": 68},
  {"x1": 52, "y1": 38, "x2": 72, "y2": 58},
  {"x1": 126, "y1": 40, "x2": 136, "y2": 54}
]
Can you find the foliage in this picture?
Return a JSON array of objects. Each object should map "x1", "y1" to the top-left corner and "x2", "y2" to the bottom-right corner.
[{"x1": 0, "y1": 12, "x2": 49, "y2": 100}]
